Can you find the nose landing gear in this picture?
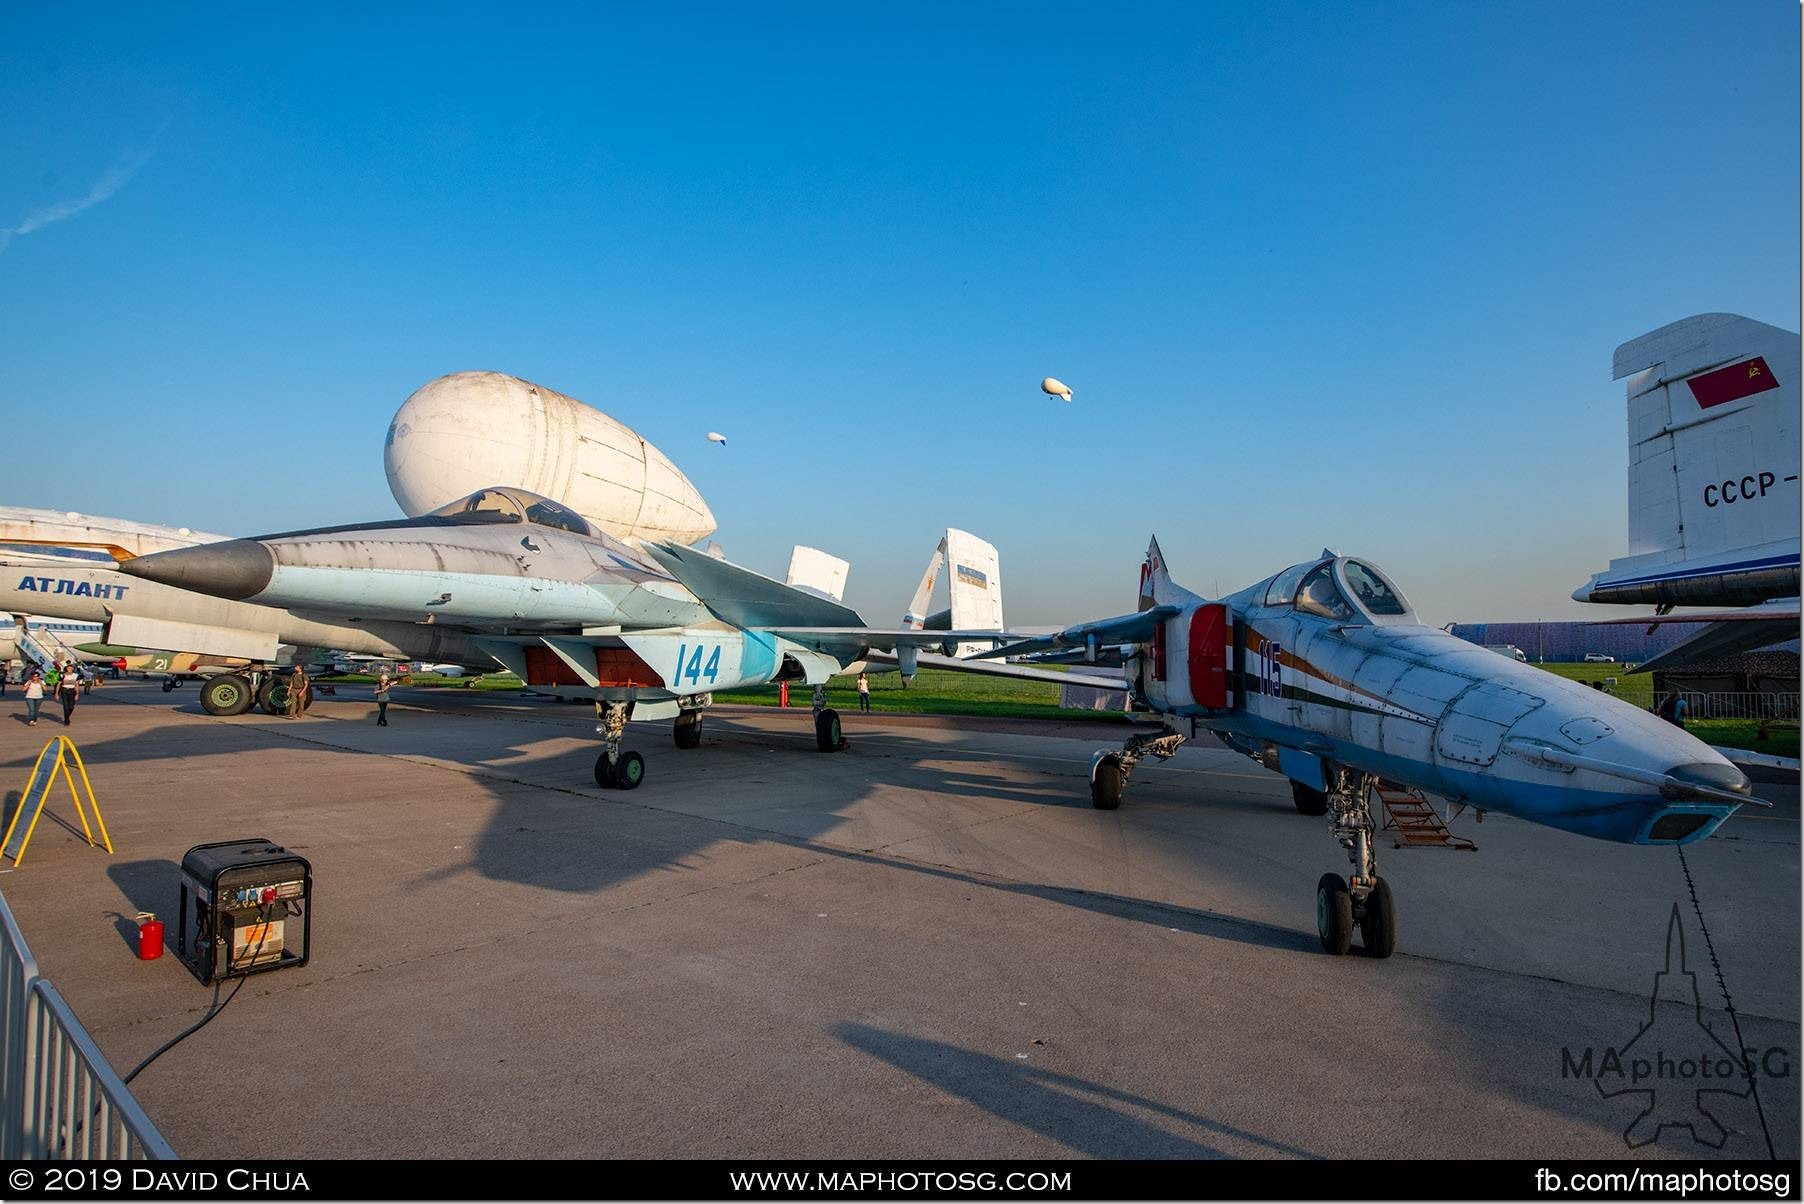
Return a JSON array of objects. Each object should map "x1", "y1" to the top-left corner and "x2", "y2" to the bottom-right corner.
[
  {"x1": 812, "y1": 685, "x2": 846, "y2": 752},
  {"x1": 593, "y1": 701, "x2": 643, "y2": 790},
  {"x1": 1315, "y1": 769, "x2": 1396, "y2": 957}
]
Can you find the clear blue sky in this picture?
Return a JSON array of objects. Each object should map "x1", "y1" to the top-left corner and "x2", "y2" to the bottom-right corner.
[{"x1": 2, "y1": 2, "x2": 1796, "y2": 627}]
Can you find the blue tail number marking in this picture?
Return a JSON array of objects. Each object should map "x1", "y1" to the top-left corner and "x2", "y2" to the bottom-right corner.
[{"x1": 674, "y1": 644, "x2": 723, "y2": 687}]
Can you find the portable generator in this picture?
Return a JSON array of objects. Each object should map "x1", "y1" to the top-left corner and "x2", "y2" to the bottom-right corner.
[{"x1": 177, "y1": 839, "x2": 312, "y2": 985}]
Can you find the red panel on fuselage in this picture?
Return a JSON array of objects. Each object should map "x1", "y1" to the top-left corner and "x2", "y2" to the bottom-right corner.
[
  {"x1": 524, "y1": 646, "x2": 586, "y2": 687},
  {"x1": 1187, "y1": 603, "x2": 1228, "y2": 708}
]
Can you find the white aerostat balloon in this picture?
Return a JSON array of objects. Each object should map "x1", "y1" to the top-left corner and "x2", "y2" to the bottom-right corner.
[
  {"x1": 706, "y1": 431, "x2": 727, "y2": 445},
  {"x1": 1041, "y1": 377, "x2": 1073, "y2": 402}
]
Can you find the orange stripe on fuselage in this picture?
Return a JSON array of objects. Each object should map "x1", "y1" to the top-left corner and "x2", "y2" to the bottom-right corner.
[{"x1": 1241, "y1": 624, "x2": 1435, "y2": 722}]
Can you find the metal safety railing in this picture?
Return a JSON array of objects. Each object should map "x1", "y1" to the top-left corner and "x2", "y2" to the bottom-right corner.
[
  {"x1": 1672, "y1": 691, "x2": 1801, "y2": 721},
  {"x1": 0, "y1": 892, "x2": 175, "y2": 1160},
  {"x1": 0, "y1": 890, "x2": 38, "y2": 1159}
]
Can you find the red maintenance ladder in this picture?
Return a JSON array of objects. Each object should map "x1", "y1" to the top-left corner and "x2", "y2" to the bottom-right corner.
[{"x1": 1375, "y1": 782, "x2": 1476, "y2": 851}]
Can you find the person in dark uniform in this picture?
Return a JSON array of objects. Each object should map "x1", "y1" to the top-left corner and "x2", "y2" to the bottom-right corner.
[{"x1": 286, "y1": 665, "x2": 311, "y2": 719}]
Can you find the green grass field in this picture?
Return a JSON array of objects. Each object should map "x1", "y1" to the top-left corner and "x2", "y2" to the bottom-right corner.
[
  {"x1": 1528, "y1": 661, "x2": 1653, "y2": 709},
  {"x1": 1528, "y1": 662, "x2": 1796, "y2": 758}
]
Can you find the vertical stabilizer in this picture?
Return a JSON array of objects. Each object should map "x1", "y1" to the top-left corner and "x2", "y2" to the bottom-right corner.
[
  {"x1": 1139, "y1": 536, "x2": 1204, "y2": 611},
  {"x1": 943, "y1": 529, "x2": 1004, "y2": 657},
  {"x1": 785, "y1": 546, "x2": 850, "y2": 602},
  {"x1": 1576, "y1": 313, "x2": 1799, "y2": 606}
]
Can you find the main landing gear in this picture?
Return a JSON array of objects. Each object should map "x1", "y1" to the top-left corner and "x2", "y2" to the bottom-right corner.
[
  {"x1": 593, "y1": 701, "x2": 645, "y2": 791},
  {"x1": 197, "y1": 670, "x2": 312, "y2": 717},
  {"x1": 811, "y1": 685, "x2": 846, "y2": 753},
  {"x1": 1314, "y1": 769, "x2": 1396, "y2": 958},
  {"x1": 1087, "y1": 726, "x2": 1187, "y2": 810}
]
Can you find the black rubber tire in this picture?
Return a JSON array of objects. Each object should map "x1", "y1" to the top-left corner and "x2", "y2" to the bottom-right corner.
[
  {"x1": 616, "y1": 750, "x2": 645, "y2": 791},
  {"x1": 674, "y1": 712, "x2": 703, "y2": 749},
  {"x1": 595, "y1": 753, "x2": 617, "y2": 789},
  {"x1": 814, "y1": 708, "x2": 842, "y2": 752},
  {"x1": 161, "y1": 677, "x2": 177, "y2": 693},
  {"x1": 200, "y1": 675, "x2": 255, "y2": 717},
  {"x1": 1316, "y1": 872, "x2": 1353, "y2": 955},
  {"x1": 1090, "y1": 753, "x2": 1125, "y2": 810},
  {"x1": 1291, "y1": 781, "x2": 1329, "y2": 816},
  {"x1": 1359, "y1": 876, "x2": 1396, "y2": 959},
  {"x1": 257, "y1": 679, "x2": 284, "y2": 715}
]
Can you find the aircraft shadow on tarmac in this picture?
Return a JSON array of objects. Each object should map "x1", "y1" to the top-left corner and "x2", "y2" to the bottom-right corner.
[
  {"x1": 835, "y1": 1023, "x2": 1318, "y2": 1159},
  {"x1": 29, "y1": 694, "x2": 1325, "y2": 957}
]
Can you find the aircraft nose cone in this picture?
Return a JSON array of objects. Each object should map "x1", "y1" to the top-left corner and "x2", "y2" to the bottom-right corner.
[
  {"x1": 1662, "y1": 760, "x2": 1752, "y2": 799},
  {"x1": 119, "y1": 539, "x2": 276, "y2": 600}
]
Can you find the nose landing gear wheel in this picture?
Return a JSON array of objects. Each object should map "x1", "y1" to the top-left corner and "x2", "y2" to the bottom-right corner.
[
  {"x1": 814, "y1": 708, "x2": 842, "y2": 752},
  {"x1": 1089, "y1": 753, "x2": 1125, "y2": 811},
  {"x1": 1358, "y1": 876, "x2": 1396, "y2": 958},
  {"x1": 596, "y1": 750, "x2": 646, "y2": 790},
  {"x1": 1316, "y1": 873, "x2": 1353, "y2": 955},
  {"x1": 674, "y1": 712, "x2": 703, "y2": 749}
]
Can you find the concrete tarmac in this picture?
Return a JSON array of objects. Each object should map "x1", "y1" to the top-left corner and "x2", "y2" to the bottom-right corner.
[{"x1": 1, "y1": 681, "x2": 1796, "y2": 1160}]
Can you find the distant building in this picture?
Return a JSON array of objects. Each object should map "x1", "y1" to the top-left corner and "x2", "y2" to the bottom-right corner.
[{"x1": 1448, "y1": 620, "x2": 1720, "y2": 664}]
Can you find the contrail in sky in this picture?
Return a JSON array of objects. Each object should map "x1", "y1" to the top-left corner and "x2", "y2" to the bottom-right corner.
[{"x1": 0, "y1": 126, "x2": 166, "y2": 254}]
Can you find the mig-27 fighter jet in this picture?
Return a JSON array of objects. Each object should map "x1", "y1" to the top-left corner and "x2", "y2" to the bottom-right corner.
[{"x1": 974, "y1": 539, "x2": 1759, "y2": 958}]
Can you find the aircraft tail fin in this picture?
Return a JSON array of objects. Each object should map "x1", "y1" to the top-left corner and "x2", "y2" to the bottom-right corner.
[
  {"x1": 784, "y1": 546, "x2": 849, "y2": 602},
  {"x1": 1139, "y1": 536, "x2": 1173, "y2": 610},
  {"x1": 1580, "y1": 312, "x2": 1800, "y2": 605},
  {"x1": 902, "y1": 529, "x2": 1005, "y2": 657}
]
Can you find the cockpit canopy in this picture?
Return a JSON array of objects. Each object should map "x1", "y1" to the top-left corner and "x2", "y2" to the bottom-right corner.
[
  {"x1": 427, "y1": 488, "x2": 597, "y2": 537},
  {"x1": 1262, "y1": 557, "x2": 1416, "y2": 625}
]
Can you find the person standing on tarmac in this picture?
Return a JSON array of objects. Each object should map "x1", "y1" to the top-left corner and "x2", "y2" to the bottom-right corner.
[
  {"x1": 286, "y1": 665, "x2": 310, "y2": 719},
  {"x1": 56, "y1": 662, "x2": 82, "y2": 725},
  {"x1": 856, "y1": 672, "x2": 872, "y2": 713},
  {"x1": 374, "y1": 672, "x2": 392, "y2": 726},
  {"x1": 22, "y1": 670, "x2": 44, "y2": 725}
]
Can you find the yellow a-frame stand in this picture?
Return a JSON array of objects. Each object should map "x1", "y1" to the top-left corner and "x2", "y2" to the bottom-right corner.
[{"x1": 2, "y1": 736, "x2": 112, "y2": 866}]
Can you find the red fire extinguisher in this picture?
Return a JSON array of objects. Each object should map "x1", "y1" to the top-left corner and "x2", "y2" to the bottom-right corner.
[
  {"x1": 137, "y1": 913, "x2": 164, "y2": 961},
  {"x1": 779, "y1": 681, "x2": 789, "y2": 708}
]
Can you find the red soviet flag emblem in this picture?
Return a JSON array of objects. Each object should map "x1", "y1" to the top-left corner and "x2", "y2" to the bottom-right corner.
[{"x1": 1686, "y1": 357, "x2": 1780, "y2": 409}]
